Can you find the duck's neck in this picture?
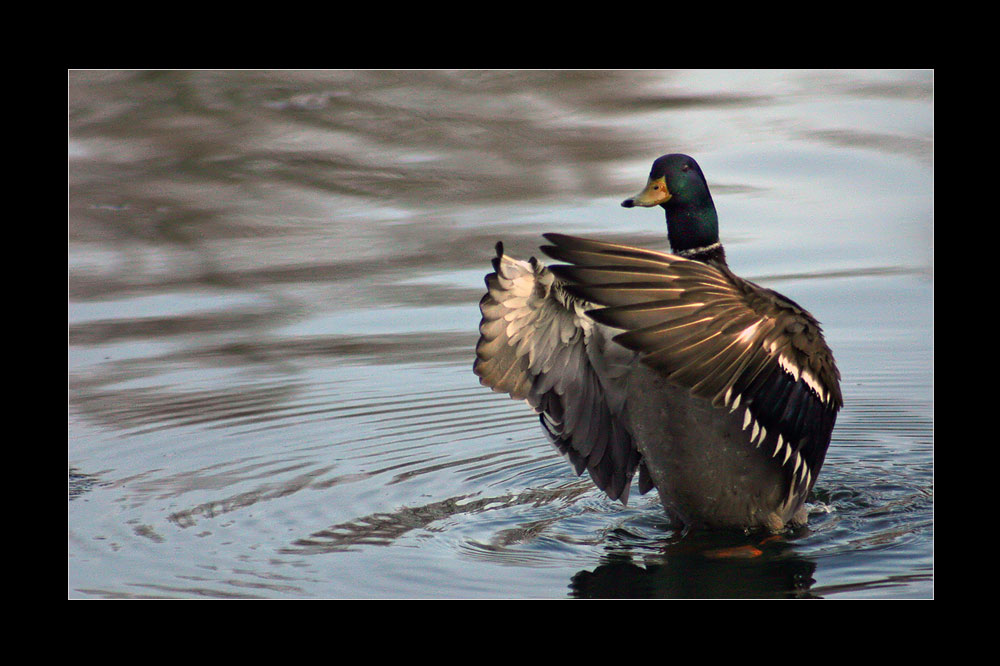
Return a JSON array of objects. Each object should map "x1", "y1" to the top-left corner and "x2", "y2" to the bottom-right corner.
[
  {"x1": 674, "y1": 241, "x2": 727, "y2": 266},
  {"x1": 663, "y1": 203, "x2": 726, "y2": 267}
]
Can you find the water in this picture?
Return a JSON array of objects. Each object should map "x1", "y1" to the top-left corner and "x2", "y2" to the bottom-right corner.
[{"x1": 68, "y1": 70, "x2": 933, "y2": 598}]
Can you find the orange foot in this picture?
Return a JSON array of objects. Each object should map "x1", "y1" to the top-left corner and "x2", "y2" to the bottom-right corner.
[
  {"x1": 703, "y1": 534, "x2": 785, "y2": 559},
  {"x1": 703, "y1": 545, "x2": 763, "y2": 559}
]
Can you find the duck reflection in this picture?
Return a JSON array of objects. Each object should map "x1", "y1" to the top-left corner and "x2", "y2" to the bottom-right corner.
[{"x1": 569, "y1": 529, "x2": 818, "y2": 599}]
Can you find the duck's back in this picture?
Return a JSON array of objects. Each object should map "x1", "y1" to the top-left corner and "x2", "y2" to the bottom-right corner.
[{"x1": 623, "y1": 363, "x2": 803, "y2": 530}]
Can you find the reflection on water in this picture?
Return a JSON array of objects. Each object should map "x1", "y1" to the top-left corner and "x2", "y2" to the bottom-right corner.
[{"x1": 69, "y1": 70, "x2": 932, "y2": 598}]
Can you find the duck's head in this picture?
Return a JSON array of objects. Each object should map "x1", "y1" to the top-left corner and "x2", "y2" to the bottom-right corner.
[{"x1": 621, "y1": 153, "x2": 720, "y2": 256}]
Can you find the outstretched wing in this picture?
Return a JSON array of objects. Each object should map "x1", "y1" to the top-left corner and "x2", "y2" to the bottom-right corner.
[
  {"x1": 474, "y1": 242, "x2": 642, "y2": 502},
  {"x1": 540, "y1": 233, "x2": 842, "y2": 500}
]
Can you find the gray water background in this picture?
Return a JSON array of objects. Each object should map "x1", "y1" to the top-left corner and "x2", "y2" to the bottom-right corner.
[{"x1": 68, "y1": 70, "x2": 933, "y2": 598}]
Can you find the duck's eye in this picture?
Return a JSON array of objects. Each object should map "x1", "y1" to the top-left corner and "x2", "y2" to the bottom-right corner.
[{"x1": 681, "y1": 163, "x2": 690, "y2": 172}]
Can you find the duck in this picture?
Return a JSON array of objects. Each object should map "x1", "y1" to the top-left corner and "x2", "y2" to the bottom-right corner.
[{"x1": 473, "y1": 154, "x2": 842, "y2": 532}]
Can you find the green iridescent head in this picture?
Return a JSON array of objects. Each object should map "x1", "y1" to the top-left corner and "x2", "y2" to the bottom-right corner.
[{"x1": 622, "y1": 154, "x2": 720, "y2": 254}]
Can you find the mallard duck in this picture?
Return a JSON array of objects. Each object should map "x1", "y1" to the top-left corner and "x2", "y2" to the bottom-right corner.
[{"x1": 474, "y1": 154, "x2": 842, "y2": 532}]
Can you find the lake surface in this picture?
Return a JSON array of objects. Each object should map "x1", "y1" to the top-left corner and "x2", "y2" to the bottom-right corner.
[{"x1": 68, "y1": 70, "x2": 933, "y2": 599}]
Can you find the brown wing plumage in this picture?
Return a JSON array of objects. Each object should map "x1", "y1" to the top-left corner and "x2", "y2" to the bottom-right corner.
[{"x1": 540, "y1": 233, "x2": 842, "y2": 501}]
